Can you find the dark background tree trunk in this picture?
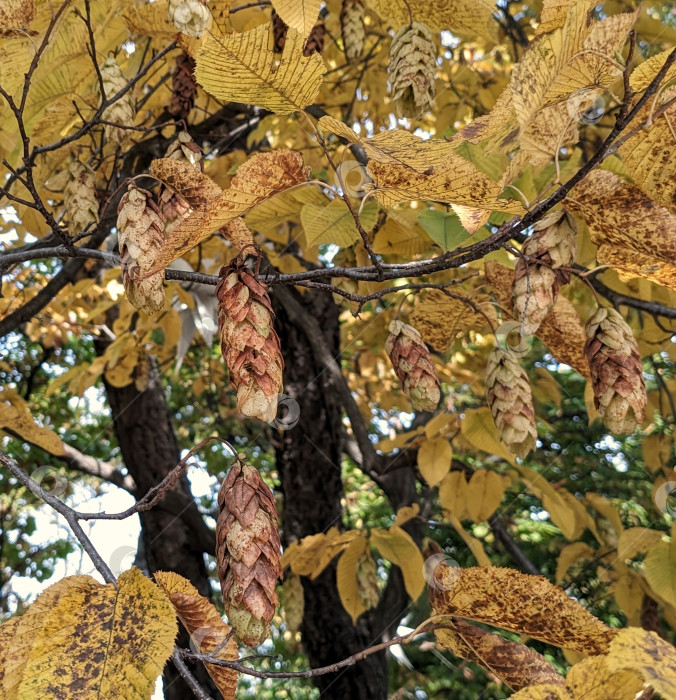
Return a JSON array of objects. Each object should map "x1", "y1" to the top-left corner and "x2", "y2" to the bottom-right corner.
[{"x1": 274, "y1": 286, "x2": 390, "y2": 699}]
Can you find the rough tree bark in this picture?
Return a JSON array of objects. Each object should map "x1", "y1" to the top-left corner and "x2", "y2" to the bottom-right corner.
[{"x1": 274, "y1": 286, "x2": 391, "y2": 699}]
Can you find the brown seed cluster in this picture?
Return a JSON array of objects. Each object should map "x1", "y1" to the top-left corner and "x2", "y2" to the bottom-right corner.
[{"x1": 216, "y1": 460, "x2": 282, "y2": 647}]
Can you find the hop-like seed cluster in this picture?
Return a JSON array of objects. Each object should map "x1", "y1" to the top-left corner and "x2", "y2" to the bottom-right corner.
[
  {"x1": 167, "y1": 0, "x2": 212, "y2": 37},
  {"x1": 116, "y1": 185, "x2": 166, "y2": 315},
  {"x1": 63, "y1": 161, "x2": 98, "y2": 233},
  {"x1": 585, "y1": 307, "x2": 646, "y2": 434},
  {"x1": 485, "y1": 348, "x2": 537, "y2": 458},
  {"x1": 159, "y1": 132, "x2": 203, "y2": 231},
  {"x1": 389, "y1": 22, "x2": 437, "y2": 119},
  {"x1": 385, "y1": 319, "x2": 441, "y2": 412},
  {"x1": 168, "y1": 52, "x2": 197, "y2": 119},
  {"x1": 217, "y1": 258, "x2": 284, "y2": 422},
  {"x1": 216, "y1": 460, "x2": 282, "y2": 647},
  {"x1": 341, "y1": 0, "x2": 366, "y2": 63},
  {"x1": 281, "y1": 572, "x2": 304, "y2": 633},
  {"x1": 100, "y1": 57, "x2": 135, "y2": 145},
  {"x1": 512, "y1": 211, "x2": 577, "y2": 335}
]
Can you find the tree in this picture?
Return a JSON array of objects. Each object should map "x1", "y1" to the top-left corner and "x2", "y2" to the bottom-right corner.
[{"x1": 0, "y1": 0, "x2": 676, "y2": 697}]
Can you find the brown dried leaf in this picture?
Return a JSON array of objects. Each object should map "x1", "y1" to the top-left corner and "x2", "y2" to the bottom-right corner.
[
  {"x1": 430, "y1": 566, "x2": 616, "y2": 654},
  {"x1": 155, "y1": 150, "x2": 310, "y2": 269},
  {"x1": 436, "y1": 619, "x2": 566, "y2": 691},
  {"x1": 150, "y1": 158, "x2": 222, "y2": 209},
  {"x1": 566, "y1": 171, "x2": 676, "y2": 286},
  {"x1": 485, "y1": 261, "x2": 590, "y2": 378},
  {"x1": 154, "y1": 571, "x2": 238, "y2": 700}
]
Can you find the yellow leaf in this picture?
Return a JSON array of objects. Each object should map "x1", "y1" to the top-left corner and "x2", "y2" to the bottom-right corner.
[
  {"x1": 460, "y1": 407, "x2": 517, "y2": 465},
  {"x1": 436, "y1": 618, "x2": 566, "y2": 692},
  {"x1": 196, "y1": 23, "x2": 326, "y2": 114},
  {"x1": 511, "y1": 685, "x2": 572, "y2": 699},
  {"x1": 365, "y1": 0, "x2": 499, "y2": 43},
  {"x1": 271, "y1": 0, "x2": 321, "y2": 37},
  {"x1": 543, "y1": 491, "x2": 585, "y2": 541},
  {"x1": 616, "y1": 527, "x2": 664, "y2": 561},
  {"x1": 336, "y1": 535, "x2": 369, "y2": 624},
  {"x1": 556, "y1": 542, "x2": 595, "y2": 584},
  {"x1": 466, "y1": 469, "x2": 505, "y2": 523},
  {"x1": 644, "y1": 539, "x2": 676, "y2": 608},
  {"x1": 567, "y1": 171, "x2": 676, "y2": 290},
  {"x1": 370, "y1": 526, "x2": 425, "y2": 601},
  {"x1": 566, "y1": 654, "x2": 644, "y2": 700},
  {"x1": 446, "y1": 513, "x2": 492, "y2": 566},
  {"x1": 317, "y1": 115, "x2": 360, "y2": 142},
  {"x1": 1, "y1": 569, "x2": 176, "y2": 698},
  {"x1": 417, "y1": 437, "x2": 452, "y2": 487},
  {"x1": 429, "y1": 565, "x2": 616, "y2": 654},
  {"x1": 611, "y1": 567, "x2": 644, "y2": 626},
  {"x1": 439, "y1": 471, "x2": 469, "y2": 520},
  {"x1": 642, "y1": 433, "x2": 673, "y2": 473},
  {"x1": 364, "y1": 130, "x2": 524, "y2": 213},
  {"x1": 605, "y1": 627, "x2": 676, "y2": 698},
  {"x1": 154, "y1": 571, "x2": 238, "y2": 700},
  {"x1": 301, "y1": 198, "x2": 361, "y2": 248},
  {"x1": 619, "y1": 86, "x2": 676, "y2": 213},
  {"x1": 393, "y1": 503, "x2": 420, "y2": 527},
  {"x1": 154, "y1": 149, "x2": 310, "y2": 269},
  {"x1": 0, "y1": 388, "x2": 65, "y2": 456},
  {"x1": 585, "y1": 493, "x2": 623, "y2": 537},
  {"x1": 630, "y1": 49, "x2": 676, "y2": 91}
]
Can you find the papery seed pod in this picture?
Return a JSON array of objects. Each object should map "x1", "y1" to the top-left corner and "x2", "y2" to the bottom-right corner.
[
  {"x1": 63, "y1": 161, "x2": 99, "y2": 233},
  {"x1": 167, "y1": 0, "x2": 212, "y2": 37},
  {"x1": 385, "y1": 319, "x2": 441, "y2": 412},
  {"x1": 485, "y1": 347, "x2": 537, "y2": 458},
  {"x1": 389, "y1": 22, "x2": 437, "y2": 119},
  {"x1": 512, "y1": 260, "x2": 558, "y2": 336},
  {"x1": 356, "y1": 553, "x2": 379, "y2": 610},
  {"x1": 281, "y1": 572, "x2": 304, "y2": 633},
  {"x1": 164, "y1": 130, "x2": 203, "y2": 169},
  {"x1": 271, "y1": 9, "x2": 287, "y2": 53},
  {"x1": 527, "y1": 210, "x2": 578, "y2": 271},
  {"x1": 117, "y1": 185, "x2": 166, "y2": 315},
  {"x1": 100, "y1": 57, "x2": 135, "y2": 145},
  {"x1": 216, "y1": 459, "x2": 282, "y2": 646},
  {"x1": 168, "y1": 52, "x2": 197, "y2": 119},
  {"x1": 159, "y1": 132, "x2": 203, "y2": 232},
  {"x1": 303, "y1": 17, "x2": 326, "y2": 56},
  {"x1": 341, "y1": 0, "x2": 366, "y2": 63},
  {"x1": 584, "y1": 307, "x2": 646, "y2": 434},
  {"x1": 217, "y1": 258, "x2": 284, "y2": 422}
]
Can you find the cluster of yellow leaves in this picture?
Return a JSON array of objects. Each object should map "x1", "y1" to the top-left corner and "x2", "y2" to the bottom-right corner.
[{"x1": 282, "y1": 506, "x2": 424, "y2": 624}]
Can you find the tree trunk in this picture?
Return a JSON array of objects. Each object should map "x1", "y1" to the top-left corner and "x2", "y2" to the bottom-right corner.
[
  {"x1": 98, "y1": 353, "x2": 220, "y2": 699},
  {"x1": 274, "y1": 287, "x2": 389, "y2": 699}
]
